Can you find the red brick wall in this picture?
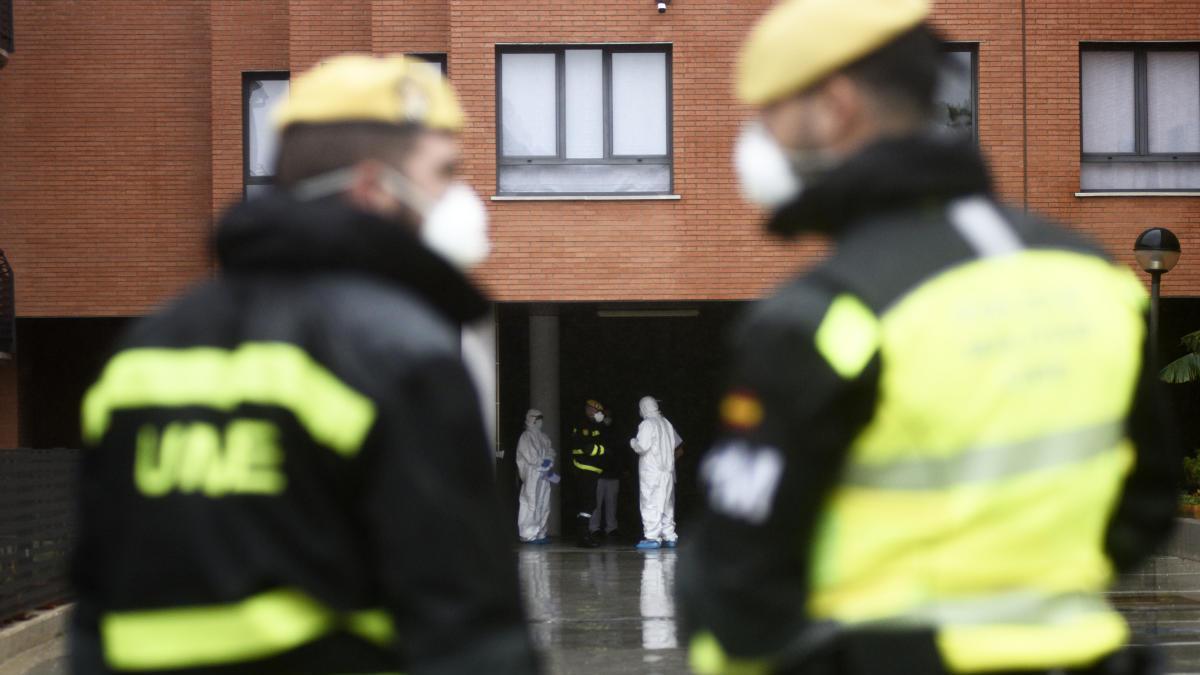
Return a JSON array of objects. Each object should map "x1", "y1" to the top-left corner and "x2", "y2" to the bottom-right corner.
[
  {"x1": 4, "y1": 0, "x2": 1197, "y2": 313},
  {"x1": 211, "y1": 1, "x2": 290, "y2": 222},
  {"x1": 452, "y1": 0, "x2": 817, "y2": 302},
  {"x1": 371, "y1": 0, "x2": 448, "y2": 57},
  {"x1": 1022, "y1": 1, "x2": 1200, "y2": 294},
  {"x1": 288, "y1": 0, "x2": 370, "y2": 74},
  {"x1": 0, "y1": 1, "x2": 214, "y2": 317},
  {"x1": 930, "y1": 0, "x2": 1026, "y2": 204}
]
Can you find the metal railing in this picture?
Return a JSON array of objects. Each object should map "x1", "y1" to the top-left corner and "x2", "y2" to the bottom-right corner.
[{"x1": 0, "y1": 448, "x2": 78, "y2": 624}]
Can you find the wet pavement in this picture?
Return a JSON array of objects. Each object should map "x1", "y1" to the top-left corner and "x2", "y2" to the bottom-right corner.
[
  {"x1": 521, "y1": 545, "x2": 1200, "y2": 675},
  {"x1": 522, "y1": 544, "x2": 688, "y2": 674},
  {"x1": 6, "y1": 550, "x2": 1200, "y2": 674}
]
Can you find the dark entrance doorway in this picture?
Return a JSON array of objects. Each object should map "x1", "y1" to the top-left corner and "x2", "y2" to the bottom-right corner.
[{"x1": 496, "y1": 302, "x2": 744, "y2": 543}]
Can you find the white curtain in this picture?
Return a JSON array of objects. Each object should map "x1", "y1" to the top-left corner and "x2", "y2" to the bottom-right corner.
[
  {"x1": 1148, "y1": 51, "x2": 1200, "y2": 153},
  {"x1": 501, "y1": 53, "x2": 557, "y2": 156},
  {"x1": 1081, "y1": 51, "x2": 1135, "y2": 153},
  {"x1": 565, "y1": 50, "x2": 604, "y2": 159},
  {"x1": 248, "y1": 79, "x2": 289, "y2": 177},
  {"x1": 612, "y1": 52, "x2": 668, "y2": 156}
]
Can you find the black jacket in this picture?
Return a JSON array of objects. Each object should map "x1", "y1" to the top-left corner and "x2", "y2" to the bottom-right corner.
[
  {"x1": 72, "y1": 195, "x2": 537, "y2": 675},
  {"x1": 569, "y1": 419, "x2": 615, "y2": 476},
  {"x1": 678, "y1": 135, "x2": 1180, "y2": 673}
]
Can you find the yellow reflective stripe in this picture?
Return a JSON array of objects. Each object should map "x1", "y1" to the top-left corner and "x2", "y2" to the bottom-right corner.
[
  {"x1": 688, "y1": 632, "x2": 770, "y2": 675},
  {"x1": 101, "y1": 589, "x2": 395, "y2": 671},
  {"x1": 83, "y1": 343, "x2": 376, "y2": 457},
  {"x1": 573, "y1": 460, "x2": 603, "y2": 474},
  {"x1": 814, "y1": 294, "x2": 880, "y2": 380},
  {"x1": 939, "y1": 611, "x2": 1127, "y2": 673},
  {"x1": 843, "y1": 422, "x2": 1124, "y2": 491}
]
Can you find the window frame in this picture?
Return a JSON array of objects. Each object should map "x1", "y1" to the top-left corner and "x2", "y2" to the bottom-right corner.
[
  {"x1": 242, "y1": 71, "x2": 290, "y2": 199},
  {"x1": 1079, "y1": 42, "x2": 1200, "y2": 192},
  {"x1": 408, "y1": 52, "x2": 449, "y2": 77},
  {"x1": 495, "y1": 43, "x2": 674, "y2": 196},
  {"x1": 940, "y1": 42, "x2": 979, "y2": 145}
]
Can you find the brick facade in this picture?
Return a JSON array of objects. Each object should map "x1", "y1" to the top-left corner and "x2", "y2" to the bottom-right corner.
[{"x1": 0, "y1": 0, "x2": 1197, "y2": 444}]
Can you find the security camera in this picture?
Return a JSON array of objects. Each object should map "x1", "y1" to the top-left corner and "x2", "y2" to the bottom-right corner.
[{"x1": 657, "y1": 1, "x2": 668, "y2": 13}]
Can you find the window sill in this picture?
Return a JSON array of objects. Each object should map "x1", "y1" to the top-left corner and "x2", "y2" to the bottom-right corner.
[
  {"x1": 490, "y1": 194, "x2": 681, "y2": 202},
  {"x1": 1075, "y1": 191, "x2": 1200, "y2": 197}
]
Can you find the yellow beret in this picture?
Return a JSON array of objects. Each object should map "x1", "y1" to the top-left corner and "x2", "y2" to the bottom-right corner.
[
  {"x1": 273, "y1": 54, "x2": 464, "y2": 132},
  {"x1": 739, "y1": 0, "x2": 930, "y2": 106}
]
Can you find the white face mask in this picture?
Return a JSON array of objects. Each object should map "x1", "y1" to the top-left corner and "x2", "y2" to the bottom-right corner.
[
  {"x1": 735, "y1": 123, "x2": 802, "y2": 209},
  {"x1": 420, "y1": 183, "x2": 491, "y2": 270},
  {"x1": 292, "y1": 167, "x2": 490, "y2": 270},
  {"x1": 532, "y1": 418, "x2": 544, "y2": 430},
  {"x1": 593, "y1": 412, "x2": 605, "y2": 423},
  {"x1": 734, "y1": 122, "x2": 837, "y2": 211}
]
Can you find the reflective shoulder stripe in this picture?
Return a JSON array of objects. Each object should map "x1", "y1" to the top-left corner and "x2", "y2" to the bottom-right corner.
[
  {"x1": 82, "y1": 343, "x2": 376, "y2": 458},
  {"x1": 949, "y1": 196, "x2": 1023, "y2": 258},
  {"x1": 814, "y1": 294, "x2": 880, "y2": 380},
  {"x1": 844, "y1": 421, "x2": 1125, "y2": 491},
  {"x1": 101, "y1": 589, "x2": 395, "y2": 670}
]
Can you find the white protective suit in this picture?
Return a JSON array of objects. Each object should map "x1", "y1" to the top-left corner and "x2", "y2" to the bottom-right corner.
[
  {"x1": 516, "y1": 409, "x2": 555, "y2": 542},
  {"x1": 630, "y1": 397, "x2": 682, "y2": 542}
]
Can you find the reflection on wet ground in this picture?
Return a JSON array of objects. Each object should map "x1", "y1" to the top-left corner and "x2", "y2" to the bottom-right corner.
[
  {"x1": 521, "y1": 545, "x2": 688, "y2": 674},
  {"x1": 519, "y1": 547, "x2": 1200, "y2": 675}
]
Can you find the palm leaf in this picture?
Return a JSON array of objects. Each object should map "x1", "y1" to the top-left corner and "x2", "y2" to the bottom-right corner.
[
  {"x1": 1161, "y1": 353, "x2": 1200, "y2": 384},
  {"x1": 1182, "y1": 330, "x2": 1200, "y2": 354}
]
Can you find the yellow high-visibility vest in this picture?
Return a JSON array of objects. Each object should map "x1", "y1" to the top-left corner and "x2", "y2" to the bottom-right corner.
[{"x1": 808, "y1": 250, "x2": 1147, "y2": 673}]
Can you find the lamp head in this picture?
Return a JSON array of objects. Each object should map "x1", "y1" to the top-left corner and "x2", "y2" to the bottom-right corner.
[{"x1": 1134, "y1": 227, "x2": 1181, "y2": 273}]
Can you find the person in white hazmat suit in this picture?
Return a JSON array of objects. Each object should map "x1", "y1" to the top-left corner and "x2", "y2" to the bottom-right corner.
[
  {"x1": 630, "y1": 396, "x2": 683, "y2": 550},
  {"x1": 516, "y1": 409, "x2": 555, "y2": 544}
]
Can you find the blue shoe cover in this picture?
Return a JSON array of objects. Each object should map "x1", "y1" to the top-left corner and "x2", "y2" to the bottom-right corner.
[
  {"x1": 635, "y1": 539, "x2": 661, "y2": 550},
  {"x1": 662, "y1": 539, "x2": 678, "y2": 549}
]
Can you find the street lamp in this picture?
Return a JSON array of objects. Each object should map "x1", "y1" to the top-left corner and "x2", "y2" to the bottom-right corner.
[{"x1": 1134, "y1": 227, "x2": 1181, "y2": 361}]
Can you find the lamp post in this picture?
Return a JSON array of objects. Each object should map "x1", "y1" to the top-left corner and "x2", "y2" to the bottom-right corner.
[{"x1": 1134, "y1": 227, "x2": 1181, "y2": 363}]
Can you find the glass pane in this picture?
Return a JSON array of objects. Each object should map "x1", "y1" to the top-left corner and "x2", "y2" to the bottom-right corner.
[
  {"x1": 1081, "y1": 161, "x2": 1200, "y2": 190},
  {"x1": 501, "y1": 53, "x2": 557, "y2": 157},
  {"x1": 565, "y1": 50, "x2": 604, "y2": 159},
  {"x1": 244, "y1": 183, "x2": 274, "y2": 201},
  {"x1": 1081, "y1": 51, "x2": 1135, "y2": 153},
  {"x1": 1148, "y1": 51, "x2": 1200, "y2": 153},
  {"x1": 612, "y1": 52, "x2": 668, "y2": 156},
  {"x1": 499, "y1": 164, "x2": 670, "y2": 194},
  {"x1": 247, "y1": 79, "x2": 289, "y2": 177},
  {"x1": 933, "y1": 50, "x2": 974, "y2": 140}
]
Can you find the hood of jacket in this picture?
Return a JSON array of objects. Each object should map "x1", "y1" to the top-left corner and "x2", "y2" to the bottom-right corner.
[
  {"x1": 215, "y1": 192, "x2": 489, "y2": 325},
  {"x1": 767, "y1": 133, "x2": 992, "y2": 238}
]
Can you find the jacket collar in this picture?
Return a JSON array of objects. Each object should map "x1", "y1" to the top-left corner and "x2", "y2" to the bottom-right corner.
[
  {"x1": 215, "y1": 193, "x2": 489, "y2": 324},
  {"x1": 766, "y1": 133, "x2": 992, "y2": 237}
]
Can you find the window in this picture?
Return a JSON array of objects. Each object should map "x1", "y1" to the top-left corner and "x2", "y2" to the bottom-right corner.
[
  {"x1": 0, "y1": 0, "x2": 12, "y2": 58},
  {"x1": 409, "y1": 52, "x2": 448, "y2": 77},
  {"x1": 1081, "y1": 44, "x2": 1200, "y2": 192},
  {"x1": 934, "y1": 45, "x2": 977, "y2": 142},
  {"x1": 496, "y1": 45, "x2": 672, "y2": 196},
  {"x1": 243, "y1": 72, "x2": 290, "y2": 199}
]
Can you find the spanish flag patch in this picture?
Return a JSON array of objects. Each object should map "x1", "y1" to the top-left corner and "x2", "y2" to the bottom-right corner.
[{"x1": 719, "y1": 390, "x2": 764, "y2": 430}]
